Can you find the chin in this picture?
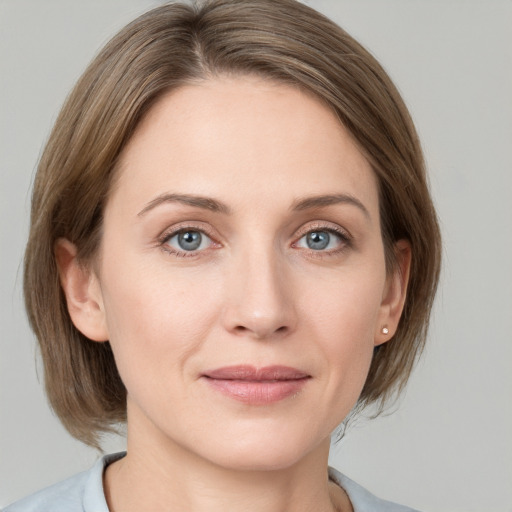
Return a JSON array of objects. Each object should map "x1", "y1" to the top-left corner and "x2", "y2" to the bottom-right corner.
[
  {"x1": 195, "y1": 425, "x2": 329, "y2": 472},
  {"x1": 209, "y1": 448, "x2": 308, "y2": 472}
]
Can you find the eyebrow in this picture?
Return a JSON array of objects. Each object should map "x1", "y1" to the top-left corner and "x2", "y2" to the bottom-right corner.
[
  {"x1": 291, "y1": 193, "x2": 370, "y2": 219},
  {"x1": 137, "y1": 193, "x2": 232, "y2": 217},
  {"x1": 137, "y1": 192, "x2": 370, "y2": 219}
]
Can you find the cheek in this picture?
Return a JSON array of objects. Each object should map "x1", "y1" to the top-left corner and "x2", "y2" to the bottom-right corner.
[
  {"x1": 99, "y1": 258, "x2": 224, "y2": 386},
  {"x1": 300, "y1": 268, "x2": 384, "y2": 400},
  {"x1": 301, "y1": 264, "x2": 384, "y2": 342}
]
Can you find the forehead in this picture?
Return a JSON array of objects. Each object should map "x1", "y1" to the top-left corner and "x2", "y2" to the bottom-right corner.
[{"x1": 110, "y1": 76, "x2": 378, "y2": 218}]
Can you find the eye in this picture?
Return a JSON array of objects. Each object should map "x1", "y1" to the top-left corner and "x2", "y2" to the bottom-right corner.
[
  {"x1": 294, "y1": 228, "x2": 349, "y2": 252},
  {"x1": 164, "y1": 229, "x2": 213, "y2": 254}
]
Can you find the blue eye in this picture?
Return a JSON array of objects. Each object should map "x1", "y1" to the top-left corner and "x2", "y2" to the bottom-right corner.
[
  {"x1": 165, "y1": 230, "x2": 212, "y2": 252},
  {"x1": 306, "y1": 231, "x2": 330, "y2": 250},
  {"x1": 296, "y1": 230, "x2": 345, "y2": 251}
]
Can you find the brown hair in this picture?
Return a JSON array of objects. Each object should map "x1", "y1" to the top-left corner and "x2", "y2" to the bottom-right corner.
[{"x1": 24, "y1": 0, "x2": 441, "y2": 448}]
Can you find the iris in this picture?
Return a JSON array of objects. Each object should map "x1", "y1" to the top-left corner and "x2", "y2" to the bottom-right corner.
[
  {"x1": 178, "y1": 231, "x2": 202, "y2": 251},
  {"x1": 306, "y1": 231, "x2": 330, "y2": 250}
]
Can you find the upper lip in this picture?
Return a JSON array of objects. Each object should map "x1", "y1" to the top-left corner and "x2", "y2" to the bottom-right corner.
[{"x1": 202, "y1": 365, "x2": 310, "y2": 381}]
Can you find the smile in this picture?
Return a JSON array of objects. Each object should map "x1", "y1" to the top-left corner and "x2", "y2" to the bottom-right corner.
[{"x1": 202, "y1": 365, "x2": 311, "y2": 405}]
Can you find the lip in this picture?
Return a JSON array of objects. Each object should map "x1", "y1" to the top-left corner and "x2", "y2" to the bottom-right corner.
[{"x1": 201, "y1": 365, "x2": 310, "y2": 405}]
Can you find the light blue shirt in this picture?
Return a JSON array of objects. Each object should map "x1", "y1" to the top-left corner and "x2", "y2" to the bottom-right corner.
[{"x1": 3, "y1": 452, "x2": 420, "y2": 511}]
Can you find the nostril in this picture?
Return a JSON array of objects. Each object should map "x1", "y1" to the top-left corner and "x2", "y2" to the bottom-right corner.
[{"x1": 231, "y1": 324, "x2": 288, "y2": 338}]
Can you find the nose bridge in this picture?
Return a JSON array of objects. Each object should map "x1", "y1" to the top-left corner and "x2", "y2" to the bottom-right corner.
[{"x1": 222, "y1": 239, "x2": 296, "y2": 339}]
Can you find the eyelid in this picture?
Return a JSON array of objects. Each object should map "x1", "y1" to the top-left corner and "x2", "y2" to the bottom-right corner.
[
  {"x1": 293, "y1": 221, "x2": 352, "y2": 242},
  {"x1": 157, "y1": 222, "x2": 221, "y2": 256},
  {"x1": 155, "y1": 220, "x2": 352, "y2": 258},
  {"x1": 291, "y1": 221, "x2": 353, "y2": 255}
]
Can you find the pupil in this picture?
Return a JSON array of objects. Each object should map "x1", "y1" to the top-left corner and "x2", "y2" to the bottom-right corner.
[
  {"x1": 178, "y1": 231, "x2": 202, "y2": 251},
  {"x1": 307, "y1": 231, "x2": 329, "y2": 250}
]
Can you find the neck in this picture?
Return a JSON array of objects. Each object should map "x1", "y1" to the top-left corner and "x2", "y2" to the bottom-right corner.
[{"x1": 104, "y1": 406, "x2": 351, "y2": 512}]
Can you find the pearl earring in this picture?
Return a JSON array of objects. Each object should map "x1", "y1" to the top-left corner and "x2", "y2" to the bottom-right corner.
[{"x1": 381, "y1": 326, "x2": 389, "y2": 335}]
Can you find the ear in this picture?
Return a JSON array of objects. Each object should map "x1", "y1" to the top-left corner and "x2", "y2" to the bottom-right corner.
[
  {"x1": 374, "y1": 239, "x2": 411, "y2": 346},
  {"x1": 54, "y1": 238, "x2": 109, "y2": 342}
]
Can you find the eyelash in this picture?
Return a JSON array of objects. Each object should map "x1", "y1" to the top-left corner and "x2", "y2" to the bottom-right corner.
[
  {"x1": 157, "y1": 223, "x2": 219, "y2": 258},
  {"x1": 292, "y1": 223, "x2": 352, "y2": 258},
  {"x1": 157, "y1": 222, "x2": 352, "y2": 259}
]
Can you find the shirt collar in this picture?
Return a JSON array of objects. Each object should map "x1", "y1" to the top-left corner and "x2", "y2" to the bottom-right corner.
[{"x1": 83, "y1": 451, "x2": 127, "y2": 512}]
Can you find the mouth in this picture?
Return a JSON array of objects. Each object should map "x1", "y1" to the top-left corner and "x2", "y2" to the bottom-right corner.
[{"x1": 201, "y1": 365, "x2": 311, "y2": 405}]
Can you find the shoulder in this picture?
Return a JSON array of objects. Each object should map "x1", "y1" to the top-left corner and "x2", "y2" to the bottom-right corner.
[
  {"x1": 2, "y1": 470, "x2": 89, "y2": 512},
  {"x1": 328, "y1": 467, "x2": 421, "y2": 512},
  {"x1": 2, "y1": 452, "x2": 125, "y2": 512}
]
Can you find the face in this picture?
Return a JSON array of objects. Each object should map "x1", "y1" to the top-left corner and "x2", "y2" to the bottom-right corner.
[{"x1": 65, "y1": 76, "x2": 406, "y2": 471}]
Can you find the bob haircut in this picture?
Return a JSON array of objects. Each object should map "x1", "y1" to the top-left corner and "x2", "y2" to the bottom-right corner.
[{"x1": 24, "y1": 0, "x2": 441, "y2": 448}]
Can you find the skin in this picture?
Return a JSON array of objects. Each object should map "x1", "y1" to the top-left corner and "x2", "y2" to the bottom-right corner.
[{"x1": 57, "y1": 76, "x2": 410, "y2": 512}]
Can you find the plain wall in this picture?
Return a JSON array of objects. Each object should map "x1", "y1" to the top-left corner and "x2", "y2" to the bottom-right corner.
[{"x1": 1, "y1": 1, "x2": 511, "y2": 510}]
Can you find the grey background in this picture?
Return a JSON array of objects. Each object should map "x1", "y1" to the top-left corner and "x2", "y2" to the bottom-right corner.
[{"x1": 1, "y1": 1, "x2": 511, "y2": 510}]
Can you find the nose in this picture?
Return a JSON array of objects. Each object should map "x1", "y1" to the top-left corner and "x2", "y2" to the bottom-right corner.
[{"x1": 221, "y1": 246, "x2": 297, "y2": 340}]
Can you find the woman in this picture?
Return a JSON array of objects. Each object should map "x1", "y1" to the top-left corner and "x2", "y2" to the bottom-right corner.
[{"x1": 6, "y1": 0, "x2": 441, "y2": 510}]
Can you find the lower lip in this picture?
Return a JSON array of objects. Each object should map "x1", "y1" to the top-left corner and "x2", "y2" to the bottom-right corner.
[{"x1": 204, "y1": 378, "x2": 309, "y2": 405}]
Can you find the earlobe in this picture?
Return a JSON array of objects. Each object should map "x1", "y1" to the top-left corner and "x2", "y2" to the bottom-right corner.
[
  {"x1": 54, "y1": 238, "x2": 109, "y2": 342},
  {"x1": 375, "y1": 240, "x2": 411, "y2": 346}
]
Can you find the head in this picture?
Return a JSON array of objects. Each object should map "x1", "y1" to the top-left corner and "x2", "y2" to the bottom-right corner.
[{"x1": 24, "y1": 0, "x2": 441, "y2": 450}]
